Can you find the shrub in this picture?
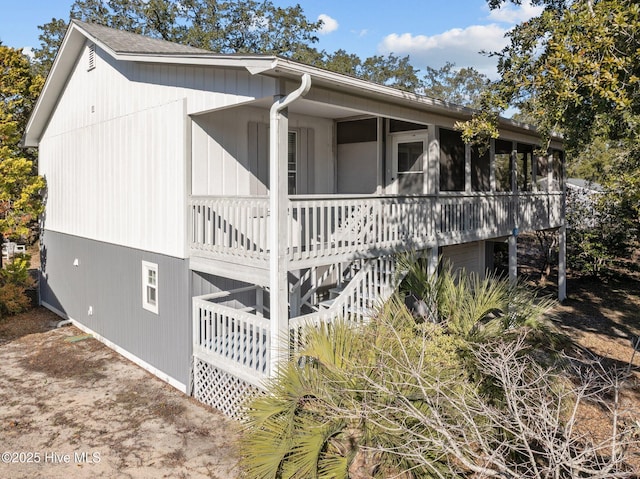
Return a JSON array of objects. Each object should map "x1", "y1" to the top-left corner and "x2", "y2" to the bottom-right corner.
[
  {"x1": 0, "y1": 253, "x2": 34, "y2": 319},
  {"x1": 0, "y1": 282, "x2": 32, "y2": 317}
]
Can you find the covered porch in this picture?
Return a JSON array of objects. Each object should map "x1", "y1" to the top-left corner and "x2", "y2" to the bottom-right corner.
[{"x1": 187, "y1": 73, "x2": 567, "y2": 414}]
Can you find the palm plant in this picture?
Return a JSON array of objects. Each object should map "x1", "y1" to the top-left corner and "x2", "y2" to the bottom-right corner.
[
  {"x1": 240, "y1": 322, "x2": 365, "y2": 479},
  {"x1": 396, "y1": 254, "x2": 556, "y2": 342},
  {"x1": 240, "y1": 255, "x2": 558, "y2": 478}
]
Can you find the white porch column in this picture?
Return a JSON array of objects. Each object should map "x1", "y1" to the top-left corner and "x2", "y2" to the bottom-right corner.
[
  {"x1": 427, "y1": 245, "x2": 439, "y2": 277},
  {"x1": 269, "y1": 93, "x2": 289, "y2": 376},
  {"x1": 558, "y1": 225, "x2": 567, "y2": 301},
  {"x1": 508, "y1": 232, "x2": 518, "y2": 285},
  {"x1": 269, "y1": 75, "x2": 311, "y2": 376},
  {"x1": 376, "y1": 117, "x2": 385, "y2": 194}
]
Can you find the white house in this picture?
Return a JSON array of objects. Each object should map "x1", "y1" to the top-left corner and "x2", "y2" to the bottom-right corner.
[{"x1": 24, "y1": 20, "x2": 566, "y2": 417}]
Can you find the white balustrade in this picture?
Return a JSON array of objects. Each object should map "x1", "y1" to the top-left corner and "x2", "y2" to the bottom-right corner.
[
  {"x1": 189, "y1": 193, "x2": 563, "y2": 264},
  {"x1": 288, "y1": 195, "x2": 434, "y2": 264},
  {"x1": 289, "y1": 256, "x2": 397, "y2": 349},
  {"x1": 190, "y1": 196, "x2": 270, "y2": 261},
  {"x1": 193, "y1": 291, "x2": 270, "y2": 387}
]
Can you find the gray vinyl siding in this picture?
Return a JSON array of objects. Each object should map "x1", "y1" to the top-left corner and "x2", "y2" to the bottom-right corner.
[{"x1": 40, "y1": 230, "x2": 191, "y2": 386}]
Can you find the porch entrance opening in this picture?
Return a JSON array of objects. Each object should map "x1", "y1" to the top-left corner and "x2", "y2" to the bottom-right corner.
[{"x1": 392, "y1": 133, "x2": 427, "y2": 194}]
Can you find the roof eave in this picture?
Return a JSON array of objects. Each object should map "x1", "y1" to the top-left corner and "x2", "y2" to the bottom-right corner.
[
  {"x1": 23, "y1": 23, "x2": 87, "y2": 147},
  {"x1": 266, "y1": 58, "x2": 561, "y2": 141}
]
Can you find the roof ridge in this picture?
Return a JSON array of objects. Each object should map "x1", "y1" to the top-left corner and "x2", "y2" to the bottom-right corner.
[{"x1": 71, "y1": 19, "x2": 213, "y2": 55}]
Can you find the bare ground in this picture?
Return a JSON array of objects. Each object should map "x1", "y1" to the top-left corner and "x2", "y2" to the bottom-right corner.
[{"x1": 0, "y1": 308, "x2": 242, "y2": 479}]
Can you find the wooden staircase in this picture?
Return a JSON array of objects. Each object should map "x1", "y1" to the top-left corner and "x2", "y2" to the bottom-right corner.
[{"x1": 289, "y1": 256, "x2": 401, "y2": 347}]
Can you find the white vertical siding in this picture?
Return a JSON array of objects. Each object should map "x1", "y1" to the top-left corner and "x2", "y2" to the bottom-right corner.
[
  {"x1": 191, "y1": 107, "x2": 334, "y2": 196},
  {"x1": 40, "y1": 100, "x2": 187, "y2": 257},
  {"x1": 289, "y1": 113, "x2": 334, "y2": 195},
  {"x1": 39, "y1": 41, "x2": 276, "y2": 258},
  {"x1": 441, "y1": 241, "x2": 487, "y2": 277}
]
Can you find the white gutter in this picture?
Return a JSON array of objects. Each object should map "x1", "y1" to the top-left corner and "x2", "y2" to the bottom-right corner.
[
  {"x1": 269, "y1": 73, "x2": 312, "y2": 120},
  {"x1": 268, "y1": 73, "x2": 311, "y2": 376}
]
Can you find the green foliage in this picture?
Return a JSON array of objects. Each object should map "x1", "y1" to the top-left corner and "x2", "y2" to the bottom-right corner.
[
  {"x1": 422, "y1": 61, "x2": 490, "y2": 108},
  {"x1": 2, "y1": 253, "x2": 32, "y2": 286},
  {"x1": 0, "y1": 253, "x2": 33, "y2": 319},
  {"x1": 0, "y1": 46, "x2": 43, "y2": 317},
  {"x1": 32, "y1": 18, "x2": 68, "y2": 78},
  {"x1": 241, "y1": 321, "x2": 367, "y2": 479},
  {"x1": 0, "y1": 282, "x2": 32, "y2": 317},
  {"x1": 397, "y1": 255, "x2": 555, "y2": 342},
  {"x1": 32, "y1": 0, "x2": 322, "y2": 75},
  {"x1": 460, "y1": 0, "x2": 640, "y2": 260},
  {"x1": 0, "y1": 46, "x2": 43, "y2": 159},
  {"x1": 240, "y1": 265, "x2": 555, "y2": 478},
  {"x1": 567, "y1": 182, "x2": 635, "y2": 276},
  {"x1": 33, "y1": 1, "x2": 423, "y2": 92},
  {"x1": 0, "y1": 46, "x2": 46, "y2": 244},
  {"x1": 242, "y1": 307, "x2": 468, "y2": 478},
  {"x1": 0, "y1": 157, "x2": 46, "y2": 241}
]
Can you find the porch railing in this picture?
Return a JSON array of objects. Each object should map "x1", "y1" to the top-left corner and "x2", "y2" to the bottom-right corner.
[
  {"x1": 189, "y1": 192, "x2": 563, "y2": 265},
  {"x1": 289, "y1": 256, "x2": 397, "y2": 349},
  {"x1": 436, "y1": 192, "x2": 562, "y2": 244},
  {"x1": 193, "y1": 288, "x2": 270, "y2": 387},
  {"x1": 190, "y1": 196, "x2": 270, "y2": 261},
  {"x1": 288, "y1": 195, "x2": 434, "y2": 264}
]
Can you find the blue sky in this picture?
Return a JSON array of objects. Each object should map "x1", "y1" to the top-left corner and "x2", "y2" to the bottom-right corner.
[{"x1": 0, "y1": 0, "x2": 542, "y2": 78}]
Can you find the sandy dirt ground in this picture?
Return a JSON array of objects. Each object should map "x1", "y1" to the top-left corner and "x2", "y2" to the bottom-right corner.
[{"x1": 0, "y1": 308, "x2": 242, "y2": 479}]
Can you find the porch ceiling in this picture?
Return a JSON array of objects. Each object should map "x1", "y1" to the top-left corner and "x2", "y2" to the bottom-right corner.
[{"x1": 248, "y1": 96, "x2": 366, "y2": 120}]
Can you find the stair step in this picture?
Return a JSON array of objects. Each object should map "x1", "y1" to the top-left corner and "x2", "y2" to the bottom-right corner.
[
  {"x1": 319, "y1": 299, "x2": 336, "y2": 309},
  {"x1": 329, "y1": 286, "x2": 345, "y2": 297}
]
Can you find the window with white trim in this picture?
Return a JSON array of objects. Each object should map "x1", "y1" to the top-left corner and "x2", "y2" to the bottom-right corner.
[{"x1": 142, "y1": 261, "x2": 158, "y2": 314}]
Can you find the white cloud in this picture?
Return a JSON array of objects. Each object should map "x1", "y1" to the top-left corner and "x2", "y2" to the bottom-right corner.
[
  {"x1": 379, "y1": 24, "x2": 509, "y2": 78},
  {"x1": 22, "y1": 47, "x2": 34, "y2": 60},
  {"x1": 487, "y1": 1, "x2": 544, "y2": 23},
  {"x1": 377, "y1": 2, "x2": 542, "y2": 79},
  {"x1": 318, "y1": 14, "x2": 339, "y2": 35}
]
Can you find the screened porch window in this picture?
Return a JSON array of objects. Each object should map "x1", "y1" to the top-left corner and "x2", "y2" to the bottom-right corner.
[
  {"x1": 517, "y1": 143, "x2": 534, "y2": 192},
  {"x1": 439, "y1": 128, "x2": 465, "y2": 192},
  {"x1": 471, "y1": 145, "x2": 490, "y2": 191},
  {"x1": 495, "y1": 139, "x2": 513, "y2": 192}
]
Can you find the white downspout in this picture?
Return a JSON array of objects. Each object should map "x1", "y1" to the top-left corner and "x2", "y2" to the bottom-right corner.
[{"x1": 269, "y1": 74, "x2": 312, "y2": 376}]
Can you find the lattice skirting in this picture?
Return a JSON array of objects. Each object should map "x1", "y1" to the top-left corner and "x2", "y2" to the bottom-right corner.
[{"x1": 193, "y1": 357, "x2": 262, "y2": 419}]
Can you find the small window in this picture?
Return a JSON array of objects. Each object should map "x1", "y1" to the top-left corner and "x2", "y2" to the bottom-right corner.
[
  {"x1": 142, "y1": 261, "x2": 158, "y2": 314},
  {"x1": 88, "y1": 44, "x2": 96, "y2": 71}
]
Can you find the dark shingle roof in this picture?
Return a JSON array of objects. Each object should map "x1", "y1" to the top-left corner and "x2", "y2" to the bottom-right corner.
[{"x1": 72, "y1": 19, "x2": 212, "y2": 55}]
